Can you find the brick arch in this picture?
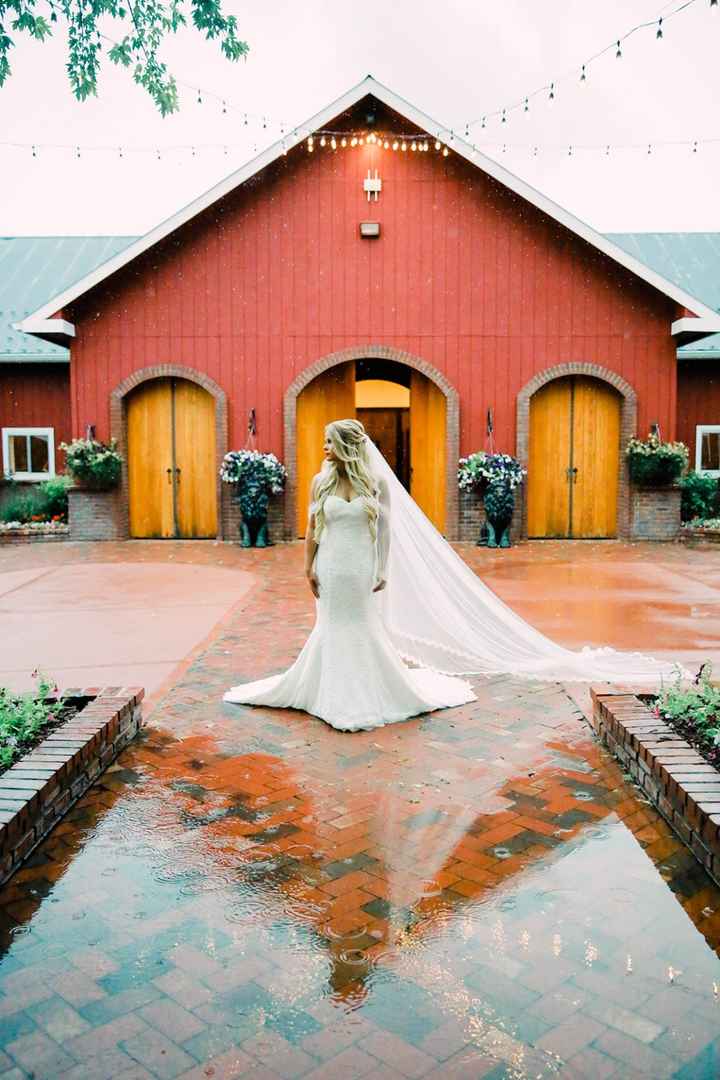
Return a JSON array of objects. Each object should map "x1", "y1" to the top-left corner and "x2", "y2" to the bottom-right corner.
[
  {"x1": 283, "y1": 345, "x2": 460, "y2": 540},
  {"x1": 110, "y1": 364, "x2": 228, "y2": 540},
  {"x1": 516, "y1": 362, "x2": 637, "y2": 540}
]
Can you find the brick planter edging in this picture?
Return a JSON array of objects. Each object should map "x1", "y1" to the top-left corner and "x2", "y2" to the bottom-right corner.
[
  {"x1": 0, "y1": 529, "x2": 70, "y2": 545},
  {"x1": 591, "y1": 688, "x2": 720, "y2": 885},
  {"x1": 682, "y1": 528, "x2": 720, "y2": 544},
  {"x1": 0, "y1": 685, "x2": 145, "y2": 887}
]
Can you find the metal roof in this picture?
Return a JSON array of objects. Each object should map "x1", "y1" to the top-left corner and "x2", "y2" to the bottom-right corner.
[
  {"x1": 2, "y1": 228, "x2": 719, "y2": 361},
  {"x1": 0, "y1": 235, "x2": 136, "y2": 362},
  {"x1": 608, "y1": 232, "x2": 720, "y2": 357}
]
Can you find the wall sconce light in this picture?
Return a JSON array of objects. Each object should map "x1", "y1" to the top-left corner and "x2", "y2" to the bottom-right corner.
[{"x1": 359, "y1": 221, "x2": 381, "y2": 238}]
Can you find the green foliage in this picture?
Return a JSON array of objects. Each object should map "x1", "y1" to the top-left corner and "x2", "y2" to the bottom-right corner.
[
  {"x1": 0, "y1": 475, "x2": 71, "y2": 523},
  {"x1": 0, "y1": 0, "x2": 248, "y2": 115},
  {"x1": 654, "y1": 663, "x2": 720, "y2": 768},
  {"x1": 680, "y1": 470, "x2": 720, "y2": 522},
  {"x1": 626, "y1": 432, "x2": 689, "y2": 486},
  {"x1": 220, "y1": 450, "x2": 287, "y2": 521},
  {"x1": 60, "y1": 438, "x2": 122, "y2": 490},
  {"x1": 0, "y1": 670, "x2": 65, "y2": 771}
]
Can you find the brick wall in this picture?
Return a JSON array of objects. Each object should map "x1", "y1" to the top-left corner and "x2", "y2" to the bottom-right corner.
[
  {"x1": 68, "y1": 488, "x2": 128, "y2": 541},
  {"x1": 629, "y1": 485, "x2": 681, "y2": 541}
]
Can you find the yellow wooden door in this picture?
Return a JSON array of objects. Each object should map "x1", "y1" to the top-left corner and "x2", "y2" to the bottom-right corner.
[
  {"x1": 528, "y1": 378, "x2": 572, "y2": 538},
  {"x1": 410, "y1": 371, "x2": 446, "y2": 534},
  {"x1": 127, "y1": 378, "x2": 217, "y2": 539},
  {"x1": 571, "y1": 376, "x2": 620, "y2": 538},
  {"x1": 174, "y1": 379, "x2": 217, "y2": 538},
  {"x1": 528, "y1": 376, "x2": 620, "y2": 538},
  {"x1": 127, "y1": 379, "x2": 175, "y2": 538},
  {"x1": 296, "y1": 362, "x2": 356, "y2": 535}
]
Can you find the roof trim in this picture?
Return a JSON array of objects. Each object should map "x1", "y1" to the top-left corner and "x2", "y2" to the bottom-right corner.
[
  {"x1": 14, "y1": 76, "x2": 720, "y2": 332},
  {"x1": 671, "y1": 316, "x2": 720, "y2": 343}
]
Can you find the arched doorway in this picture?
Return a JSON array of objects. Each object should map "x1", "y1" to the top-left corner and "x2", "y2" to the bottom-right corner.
[
  {"x1": 125, "y1": 376, "x2": 217, "y2": 538},
  {"x1": 293, "y1": 354, "x2": 449, "y2": 537},
  {"x1": 527, "y1": 375, "x2": 622, "y2": 538}
]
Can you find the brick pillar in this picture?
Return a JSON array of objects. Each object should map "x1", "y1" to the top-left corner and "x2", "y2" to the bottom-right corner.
[
  {"x1": 68, "y1": 488, "x2": 128, "y2": 541},
  {"x1": 630, "y1": 484, "x2": 681, "y2": 541}
]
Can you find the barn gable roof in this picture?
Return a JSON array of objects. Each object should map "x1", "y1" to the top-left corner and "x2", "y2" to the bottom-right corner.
[{"x1": 14, "y1": 75, "x2": 720, "y2": 345}]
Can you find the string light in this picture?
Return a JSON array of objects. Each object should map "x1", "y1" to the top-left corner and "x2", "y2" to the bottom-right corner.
[{"x1": 465, "y1": 0, "x2": 703, "y2": 132}]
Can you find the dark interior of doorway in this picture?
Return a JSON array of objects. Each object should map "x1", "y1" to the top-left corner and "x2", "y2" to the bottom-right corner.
[{"x1": 355, "y1": 358, "x2": 411, "y2": 490}]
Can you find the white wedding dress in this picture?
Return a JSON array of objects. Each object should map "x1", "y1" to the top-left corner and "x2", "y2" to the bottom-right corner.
[
  {"x1": 223, "y1": 491, "x2": 477, "y2": 732},
  {"x1": 224, "y1": 436, "x2": 689, "y2": 733}
]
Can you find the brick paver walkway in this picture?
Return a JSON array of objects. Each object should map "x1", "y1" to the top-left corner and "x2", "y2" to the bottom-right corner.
[{"x1": 1, "y1": 541, "x2": 720, "y2": 1078}]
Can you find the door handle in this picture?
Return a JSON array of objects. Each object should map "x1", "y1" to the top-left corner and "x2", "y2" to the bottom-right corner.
[
  {"x1": 167, "y1": 467, "x2": 172, "y2": 484},
  {"x1": 566, "y1": 466, "x2": 578, "y2": 483},
  {"x1": 174, "y1": 466, "x2": 181, "y2": 483}
]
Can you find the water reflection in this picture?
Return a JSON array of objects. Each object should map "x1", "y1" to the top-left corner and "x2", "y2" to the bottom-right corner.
[{"x1": 1, "y1": 708, "x2": 720, "y2": 1078}]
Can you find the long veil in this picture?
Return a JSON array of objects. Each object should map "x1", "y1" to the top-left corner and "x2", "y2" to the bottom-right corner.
[{"x1": 365, "y1": 436, "x2": 690, "y2": 686}]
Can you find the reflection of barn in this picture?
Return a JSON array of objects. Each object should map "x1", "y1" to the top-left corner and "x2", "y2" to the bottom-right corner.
[{"x1": 3, "y1": 78, "x2": 720, "y2": 540}]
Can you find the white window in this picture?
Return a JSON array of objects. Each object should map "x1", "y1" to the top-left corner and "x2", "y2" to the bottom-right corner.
[
  {"x1": 2, "y1": 427, "x2": 56, "y2": 481},
  {"x1": 696, "y1": 425, "x2": 720, "y2": 477}
]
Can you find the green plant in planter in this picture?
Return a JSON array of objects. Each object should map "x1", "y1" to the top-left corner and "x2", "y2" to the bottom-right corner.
[
  {"x1": 458, "y1": 451, "x2": 525, "y2": 548},
  {"x1": 680, "y1": 470, "x2": 720, "y2": 522},
  {"x1": 220, "y1": 450, "x2": 287, "y2": 548},
  {"x1": 626, "y1": 432, "x2": 688, "y2": 486},
  {"x1": 60, "y1": 438, "x2": 123, "y2": 491}
]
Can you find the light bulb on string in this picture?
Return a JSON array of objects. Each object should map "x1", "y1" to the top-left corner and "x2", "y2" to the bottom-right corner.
[
  {"x1": 693, "y1": 140, "x2": 699, "y2": 153},
  {"x1": 712, "y1": 0, "x2": 717, "y2": 8},
  {"x1": 222, "y1": 100, "x2": 227, "y2": 114},
  {"x1": 647, "y1": 143, "x2": 652, "y2": 154},
  {"x1": 392, "y1": 140, "x2": 399, "y2": 151},
  {"x1": 656, "y1": 18, "x2": 663, "y2": 39},
  {"x1": 501, "y1": 109, "x2": 507, "y2": 124},
  {"x1": 341, "y1": 137, "x2": 347, "y2": 147},
  {"x1": 384, "y1": 140, "x2": 390, "y2": 149},
  {"x1": 442, "y1": 146, "x2": 449, "y2": 157},
  {"x1": 351, "y1": 137, "x2": 357, "y2": 146},
  {"x1": 359, "y1": 136, "x2": 365, "y2": 145},
  {"x1": 549, "y1": 83, "x2": 555, "y2": 100},
  {"x1": 401, "y1": 141, "x2": 407, "y2": 151},
  {"x1": 197, "y1": 89, "x2": 202, "y2": 104},
  {"x1": 117, "y1": 147, "x2": 121, "y2": 159},
  {"x1": 464, "y1": 124, "x2": 469, "y2": 137},
  {"x1": 411, "y1": 141, "x2": 417, "y2": 151},
  {"x1": 580, "y1": 65, "x2": 587, "y2": 81},
  {"x1": 524, "y1": 97, "x2": 529, "y2": 112},
  {"x1": 435, "y1": 140, "x2": 441, "y2": 150},
  {"x1": 616, "y1": 40, "x2": 622, "y2": 58},
  {"x1": 481, "y1": 116, "x2": 486, "y2": 129},
  {"x1": 319, "y1": 136, "x2": 326, "y2": 147},
  {"x1": 568, "y1": 145, "x2": 573, "y2": 156},
  {"x1": 32, "y1": 144, "x2": 37, "y2": 158},
  {"x1": 244, "y1": 114, "x2": 248, "y2": 126},
  {"x1": 76, "y1": 145, "x2": 81, "y2": 159},
  {"x1": 330, "y1": 137, "x2": 336, "y2": 149}
]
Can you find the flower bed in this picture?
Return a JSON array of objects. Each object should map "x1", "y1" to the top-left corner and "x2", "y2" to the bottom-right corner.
[
  {"x1": 592, "y1": 678, "x2": 720, "y2": 887},
  {"x1": 0, "y1": 520, "x2": 70, "y2": 544},
  {"x1": 682, "y1": 518, "x2": 720, "y2": 543},
  {"x1": 651, "y1": 665, "x2": 720, "y2": 770},
  {"x1": 0, "y1": 680, "x2": 144, "y2": 886}
]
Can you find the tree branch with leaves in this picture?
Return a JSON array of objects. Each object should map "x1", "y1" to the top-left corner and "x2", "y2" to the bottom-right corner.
[{"x1": 0, "y1": 0, "x2": 249, "y2": 114}]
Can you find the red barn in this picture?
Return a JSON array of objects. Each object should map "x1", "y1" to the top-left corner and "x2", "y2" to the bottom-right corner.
[{"x1": 10, "y1": 76, "x2": 720, "y2": 541}]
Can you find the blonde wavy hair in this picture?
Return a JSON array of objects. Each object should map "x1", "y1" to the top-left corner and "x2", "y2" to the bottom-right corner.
[{"x1": 313, "y1": 419, "x2": 379, "y2": 542}]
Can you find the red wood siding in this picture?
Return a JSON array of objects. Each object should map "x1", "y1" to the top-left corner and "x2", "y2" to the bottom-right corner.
[
  {"x1": 65, "y1": 101, "x2": 679, "y2": 460},
  {"x1": 0, "y1": 363, "x2": 71, "y2": 473},
  {"x1": 677, "y1": 359, "x2": 720, "y2": 467}
]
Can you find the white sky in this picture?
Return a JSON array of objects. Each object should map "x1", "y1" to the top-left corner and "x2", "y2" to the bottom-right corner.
[{"x1": 1, "y1": 0, "x2": 720, "y2": 236}]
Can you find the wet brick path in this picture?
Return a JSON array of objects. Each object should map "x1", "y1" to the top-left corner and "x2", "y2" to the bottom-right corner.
[{"x1": 1, "y1": 542, "x2": 720, "y2": 1078}]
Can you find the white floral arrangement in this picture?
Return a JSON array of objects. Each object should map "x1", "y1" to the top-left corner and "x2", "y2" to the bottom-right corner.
[{"x1": 219, "y1": 449, "x2": 287, "y2": 493}]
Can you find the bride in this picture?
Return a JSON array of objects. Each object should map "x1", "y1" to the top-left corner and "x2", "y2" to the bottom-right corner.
[{"x1": 223, "y1": 418, "x2": 688, "y2": 732}]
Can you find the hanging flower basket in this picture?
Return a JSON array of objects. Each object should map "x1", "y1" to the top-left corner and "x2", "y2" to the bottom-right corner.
[
  {"x1": 220, "y1": 450, "x2": 287, "y2": 547},
  {"x1": 626, "y1": 433, "x2": 688, "y2": 487},
  {"x1": 59, "y1": 438, "x2": 123, "y2": 491},
  {"x1": 458, "y1": 452, "x2": 525, "y2": 548}
]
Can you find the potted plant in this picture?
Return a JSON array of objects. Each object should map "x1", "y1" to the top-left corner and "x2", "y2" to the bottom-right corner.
[
  {"x1": 458, "y1": 451, "x2": 526, "y2": 548},
  {"x1": 626, "y1": 432, "x2": 688, "y2": 487},
  {"x1": 220, "y1": 449, "x2": 287, "y2": 548},
  {"x1": 59, "y1": 438, "x2": 123, "y2": 491}
]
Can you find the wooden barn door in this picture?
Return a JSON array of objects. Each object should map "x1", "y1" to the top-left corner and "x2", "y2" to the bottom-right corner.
[
  {"x1": 528, "y1": 376, "x2": 620, "y2": 538},
  {"x1": 296, "y1": 362, "x2": 356, "y2": 536},
  {"x1": 410, "y1": 371, "x2": 446, "y2": 534},
  {"x1": 127, "y1": 377, "x2": 217, "y2": 539}
]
